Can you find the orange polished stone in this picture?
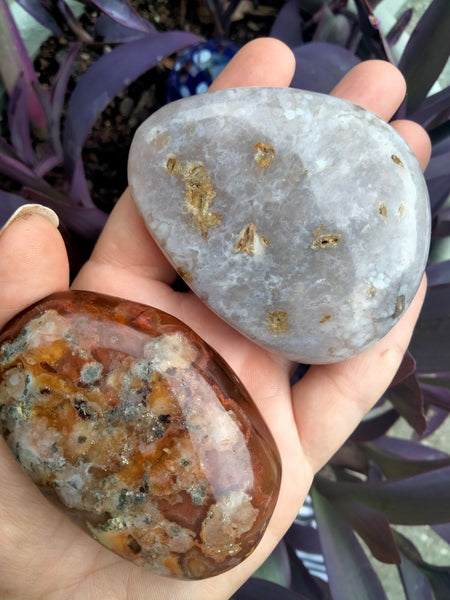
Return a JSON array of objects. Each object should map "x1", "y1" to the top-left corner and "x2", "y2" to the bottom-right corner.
[{"x1": 0, "y1": 291, "x2": 280, "y2": 579}]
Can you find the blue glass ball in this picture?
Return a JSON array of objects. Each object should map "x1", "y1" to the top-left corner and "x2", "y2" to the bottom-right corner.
[{"x1": 167, "y1": 40, "x2": 240, "y2": 102}]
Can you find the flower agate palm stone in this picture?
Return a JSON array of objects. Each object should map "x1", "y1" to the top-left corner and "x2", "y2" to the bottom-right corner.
[
  {"x1": 128, "y1": 87, "x2": 430, "y2": 363},
  {"x1": 0, "y1": 291, "x2": 281, "y2": 579}
]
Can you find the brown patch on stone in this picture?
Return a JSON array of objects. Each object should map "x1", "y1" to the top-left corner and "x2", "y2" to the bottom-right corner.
[
  {"x1": 379, "y1": 202, "x2": 387, "y2": 222},
  {"x1": 166, "y1": 156, "x2": 178, "y2": 175},
  {"x1": 398, "y1": 203, "x2": 405, "y2": 218},
  {"x1": 391, "y1": 154, "x2": 404, "y2": 167},
  {"x1": 166, "y1": 156, "x2": 222, "y2": 238},
  {"x1": 177, "y1": 266, "x2": 193, "y2": 283},
  {"x1": 320, "y1": 315, "x2": 331, "y2": 324},
  {"x1": 254, "y1": 142, "x2": 275, "y2": 168},
  {"x1": 127, "y1": 535, "x2": 142, "y2": 554},
  {"x1": 261, "y1": 236, "x2": 270, "y2": 246},
  {"x1": 268, "y1": 311, "x2": 289, "y2": 334},
  {"x1": 367, "y1": 285, "x2": 376, "y2": 298},
  {"x1": 311, "y1": 225, "x2": 341, "y2": 249},
  {"x1": 393, "y1": 295, "x2": 405, "y2": 318},
  {"x1": 153, "y1": 131, "x2": 170, "y2": 148},
  {"x1": 235, "y1": 224, "x2": 257, "y2": 256}
]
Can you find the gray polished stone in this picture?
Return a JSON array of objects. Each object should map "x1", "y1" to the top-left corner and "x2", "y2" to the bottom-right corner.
[{"x1": 128, "y1": 87, "x2": 430, "y2": 363}]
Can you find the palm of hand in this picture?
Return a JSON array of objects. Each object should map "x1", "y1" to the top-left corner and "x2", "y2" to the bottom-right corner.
[{"x1": 0, "y1": 39, "x2": 429, "y2": 600}]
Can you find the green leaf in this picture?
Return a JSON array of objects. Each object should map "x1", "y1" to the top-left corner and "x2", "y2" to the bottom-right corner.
[
  {"x1": 398, "y1": 0, "x2": 450, "y2": 113},
  {"x1": 311, "y1": 487, "x2": 388, "y2": 600}
]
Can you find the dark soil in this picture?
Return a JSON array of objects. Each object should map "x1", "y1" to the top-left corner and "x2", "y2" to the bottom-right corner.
[{"x1": 33, "y1": 0, "x2": 284, "y2": 214}]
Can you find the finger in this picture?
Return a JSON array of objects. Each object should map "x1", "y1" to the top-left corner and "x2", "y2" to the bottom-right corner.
[
  {"x1": 0, "y1": 205, "x2": 69, "y2": 329},
  {"x1": 390, "y1": 119, "x2": 432, "y2": 171},
  {"x1": 72, "y1": 188, "x2": 178, "y2": 290},
  {"x1": 331, "y1": 59, "x2": 407, "y2": 121},
  {"x1": 209, "y1": 37, "x2": 296, "y2": 90},
  {"x1": 75, "y1": 39, "x2": 296, "y2": 290}
]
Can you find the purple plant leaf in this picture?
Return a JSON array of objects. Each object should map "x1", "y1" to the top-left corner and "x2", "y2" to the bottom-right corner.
[
  {"x1": 254, "y1": 541, "x2": 291, "y2": 588},
  {"x1": 398, "y1": 0, "x2": 450, "y2": 113},
  {"x1": 315, "y1": 466, "x2": 450, "y2": 525},
  {"x1": 34, "y1": 153, "x2": 62, "y2": 178},
  {"x1": 386, "y1": 8, "x2": 413, "y2": 47},
  {"x1": 420, "y1": 383, "x2": 450, "y2": 411},
  {"x1": 409, "y1": 86, "x2": 450, "y2": 130},
  {"x1": 56, "y1": 0, "x2": 93, "y2": 43},
  {"x1": 0, "y1": 153, "x2": 61, "y2": 197},
  {"x1": 332, "y1": 499, "x2": 401, "y2": 563},
  {"x1": 0, "y1": 136, "x2": 19, "y2": 159},
  {"x1": 290, "y1": 42, "x2": 360, "y2": 93},
  {"x1": 7, "y1": 74, "x2": 35, "y2": 166},
  {"x1": 0, "y1": 190, "x2": 29, "y2": 227},
  {"x1": 15, "y1": 0, "x2": 63, "y2": 35},
  {"x1": 313, "y1": 7, "x2": 351, "y2": 47},
  {"x1": 350, "y1": 408, "x2": 399, "y2": 442},
  {"x1": 426, "y1": 150, "x2": 450, "y2": 181},
  {"x1": 426, "y1": 260, "x2": 450, "y2": 287},
  {"x1": 21, "y1": 187, "x2": 107, "y2": 240},
  {"x1": 399, "y1": 563, "x2": 434, "y2": 600},
  {"x1": 89, "y1": 0, "x2": 155, "y2": 33},
  {"x1": 431, "y1": 523, "x2": 450, "y2": 545},
  {"x1": 285, "y1": 522, "x2": 323, "y2": 556},
  {"x1": 434, "y1": 206, "x2": 450, "y2": 238},
  {"x1": 372, "y1": 436, "x2": 450, "y2": 461},
  {"x1": 311, "y1": 487, "x2": 388, "y2": 600},
  {"x1": 68, "y1": 156, "x2": 93, "y2": 207},
  {"x1": 417, "y1": 405, "x2": 449, "y2": 440},
  {"x1": 63, "y1": 31, "x2": 203, "y2": 180},
  {"x1": 396, "y1": 534, "x2": 434, "y2": 600},
  {"x1": 233, "y1": 578, "x2": 313, "y2": 600},
  {"x1": 285, "y1": 544, "x2": 330, "y2": 600},
  {"x1": 297, "y1": 0, "x2": 328, "y2": 12},
  {"x1": 362, "y1": 438, "x2": 450, "y2": 479},
  {"x1": 330, "y1": 443, "x2": 369, "y2": 473},
  {"x1": 270, "y1": 0, "x2": 303, "y2": 48},
  {"x1": 430, "y1": 135, "x2": 450, "y2": 158},
  {"x1": 0, "y1": 189, "x2": 105, "y2": 243},
  {"x1": 94, "y1": 14, "x2": 154, "y2": 43},
  {"x1": 427, "y1": 174, "x2": 450, "y2": 215},
  {"x1": 410, "y1": 284, "x2": 450, "y2": 373},
  {"x1": 391, "y1": 95, "x2": 408, "y2": 122},
  {"x1": 390, "y1": 351, "x2": 416, "y2": 387},
  {"x1": 204, "y1": 0, "x2": 241, "y2": 37},
  {"x1": 0, "y1": 0, "x2": 46, "y2": 129},
  {"x1": 51, "y1": 42, "x2": 81, "y2": 135},
  {"x1": 353, "y1": 0, "x2": 392, "y2": 61},
  {"x1": 384, "y1": 373, "x2": 426, "y2": 435},
  {"x1": 394, "y1": 531, "x2": 450, "y2": 600}
]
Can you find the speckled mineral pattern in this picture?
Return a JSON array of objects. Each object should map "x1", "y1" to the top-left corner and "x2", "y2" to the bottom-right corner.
[
  {"x1": 0, "y1": 291, "x2": 281, "y2": 579},
  {"x1": 128, "y1": 87, "x2": 431, "y2": 363}
]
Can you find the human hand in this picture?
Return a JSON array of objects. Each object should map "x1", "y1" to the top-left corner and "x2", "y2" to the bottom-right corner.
[{"x1": 0, "y1": 38, "x2": 430, "y2": 600}]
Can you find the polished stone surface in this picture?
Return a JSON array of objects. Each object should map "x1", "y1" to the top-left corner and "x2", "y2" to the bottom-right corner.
[
  {"x1": 128, "y1": 87, "x2": 430, "y2": 363},
  {"x1": 0, "y1": 291, "x2": 280, "y2": 579}
]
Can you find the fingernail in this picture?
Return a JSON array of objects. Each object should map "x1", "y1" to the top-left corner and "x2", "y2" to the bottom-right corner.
[{"x1": 0, "y1": 204, "x2": 59, "y2": 236}]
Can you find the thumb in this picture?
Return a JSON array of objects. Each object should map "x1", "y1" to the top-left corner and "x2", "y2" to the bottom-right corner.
[{"x1": 0, "y1": 204, "x2": 70, "y2": 328}]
